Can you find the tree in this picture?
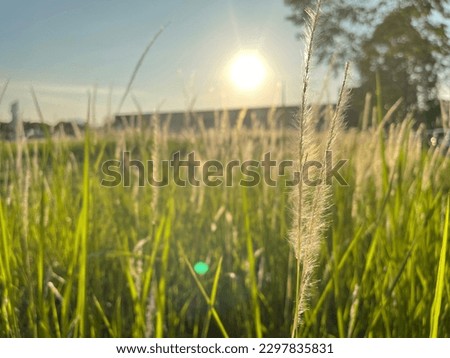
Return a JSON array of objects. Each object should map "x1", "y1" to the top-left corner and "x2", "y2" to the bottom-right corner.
[{"x1": 285, "y1": 0, "x2": 450, "y2": 125}]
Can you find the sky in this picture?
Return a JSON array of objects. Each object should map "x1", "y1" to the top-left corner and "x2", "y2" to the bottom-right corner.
[{"x1": 0, "y1": 0, "x2": 345, "y2": 124}]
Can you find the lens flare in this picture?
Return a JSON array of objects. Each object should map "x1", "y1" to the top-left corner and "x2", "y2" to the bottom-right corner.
[{"x1": 194, "y1": 261, "x2": 209, "y2": 275}]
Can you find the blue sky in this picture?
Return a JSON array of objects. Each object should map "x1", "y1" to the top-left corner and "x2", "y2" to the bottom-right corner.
[{"x1": 0, "y1": 0, "x2": 344, "y2": 123}]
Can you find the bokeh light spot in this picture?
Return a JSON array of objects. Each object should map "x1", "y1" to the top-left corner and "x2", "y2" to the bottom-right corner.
[{"x1": 194, "y1": 261, "x2": 209, "y2": 275}]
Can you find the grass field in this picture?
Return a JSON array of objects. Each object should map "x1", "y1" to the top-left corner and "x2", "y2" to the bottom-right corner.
[
  {"x1": 0, "y1": 103, "x2": 449, "y2": 337},
  {"x1": 1, "y1": 2, "x2": 449, "y2": 337}
]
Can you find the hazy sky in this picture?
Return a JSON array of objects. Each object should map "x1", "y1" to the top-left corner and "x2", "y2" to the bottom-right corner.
[{"x1": 0, "y1": 0, "x2": 344, "y2": 124}]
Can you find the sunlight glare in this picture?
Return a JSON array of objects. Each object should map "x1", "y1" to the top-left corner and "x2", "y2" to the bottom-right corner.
[{"x1": 230, "y1": 51, "x2": 266, "y2": 91}]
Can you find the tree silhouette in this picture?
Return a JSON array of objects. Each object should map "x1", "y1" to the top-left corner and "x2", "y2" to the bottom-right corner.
[{"x1": 285, "y1": 0, "x2": 450, "y2": 125}]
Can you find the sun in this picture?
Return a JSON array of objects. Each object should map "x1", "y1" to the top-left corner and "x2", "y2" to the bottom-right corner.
[{"x1": 230, "y1": 51, "x2": 266, "y2": 91}]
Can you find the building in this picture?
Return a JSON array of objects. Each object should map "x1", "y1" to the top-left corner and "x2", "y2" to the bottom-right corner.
[
  {"x1": 113, "y1": 106, "x2": 300, "y2": 133},
  {"x1": 0, "y1": 101, "x2": 21, "y2": 140},
  {"x1": 0, "y1": 101, "x2": 51, "y2": 140}
]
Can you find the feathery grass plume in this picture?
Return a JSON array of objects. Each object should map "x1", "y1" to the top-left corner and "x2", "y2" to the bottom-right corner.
[
  {"x1": 131, "y1": 94, "x2": 144, "y2": 136},
  {"x1": 150, "y1": 110, "x2": 161, "y2": 225},
  {"x1": 291, "y1": 62, "x2": 351, "y2": 336},
  {"x1": 324, "y1": 62, "x2": 350, "y2": 154},
  {"x1": 289, "y1": 0, "x2": 322, "y2": 336},
  {"x1": 289, "y1": 0, "x2": 353, "y2": 336}
]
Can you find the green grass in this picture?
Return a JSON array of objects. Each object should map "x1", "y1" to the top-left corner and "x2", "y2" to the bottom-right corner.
[
  {"x1": 0, "y1": 117, "x2": 449, "y2": 337},
  {"x1": 430, "y1": 196, "x2": 449, "y2": 338}
]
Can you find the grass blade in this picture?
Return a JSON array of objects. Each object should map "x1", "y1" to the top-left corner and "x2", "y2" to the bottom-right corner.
[
  {"x1": 182, "y1": 253, "x2": 229, "y2": 338},
  {"x1": 430, "y1": 196, "x2": 449, "y2": 338}
]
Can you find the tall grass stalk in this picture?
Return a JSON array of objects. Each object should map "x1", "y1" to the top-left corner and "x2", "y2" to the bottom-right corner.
[
  {"x1": 430, "y1": 196, "x2": 449, "y2": 337},
  {"x1": 0, "y1": 79, "x2": 9, "y2": 107},
  {"x1": 290, "y1": 0, "x2": 353, "y2": 337},
  {"x1": 290, "y1": 0, "x2": 322, "y2": 337},
  {"x1": 117, "y1": 26, "x2": 166, "y2": 112},
  {"x1": 0, "y1": 198, "x2": 19, "y2": 336}
]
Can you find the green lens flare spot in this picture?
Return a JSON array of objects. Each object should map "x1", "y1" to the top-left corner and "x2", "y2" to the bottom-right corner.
[{"x1": 194, "y1": 261, "x2": 209, "y2": 275}]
